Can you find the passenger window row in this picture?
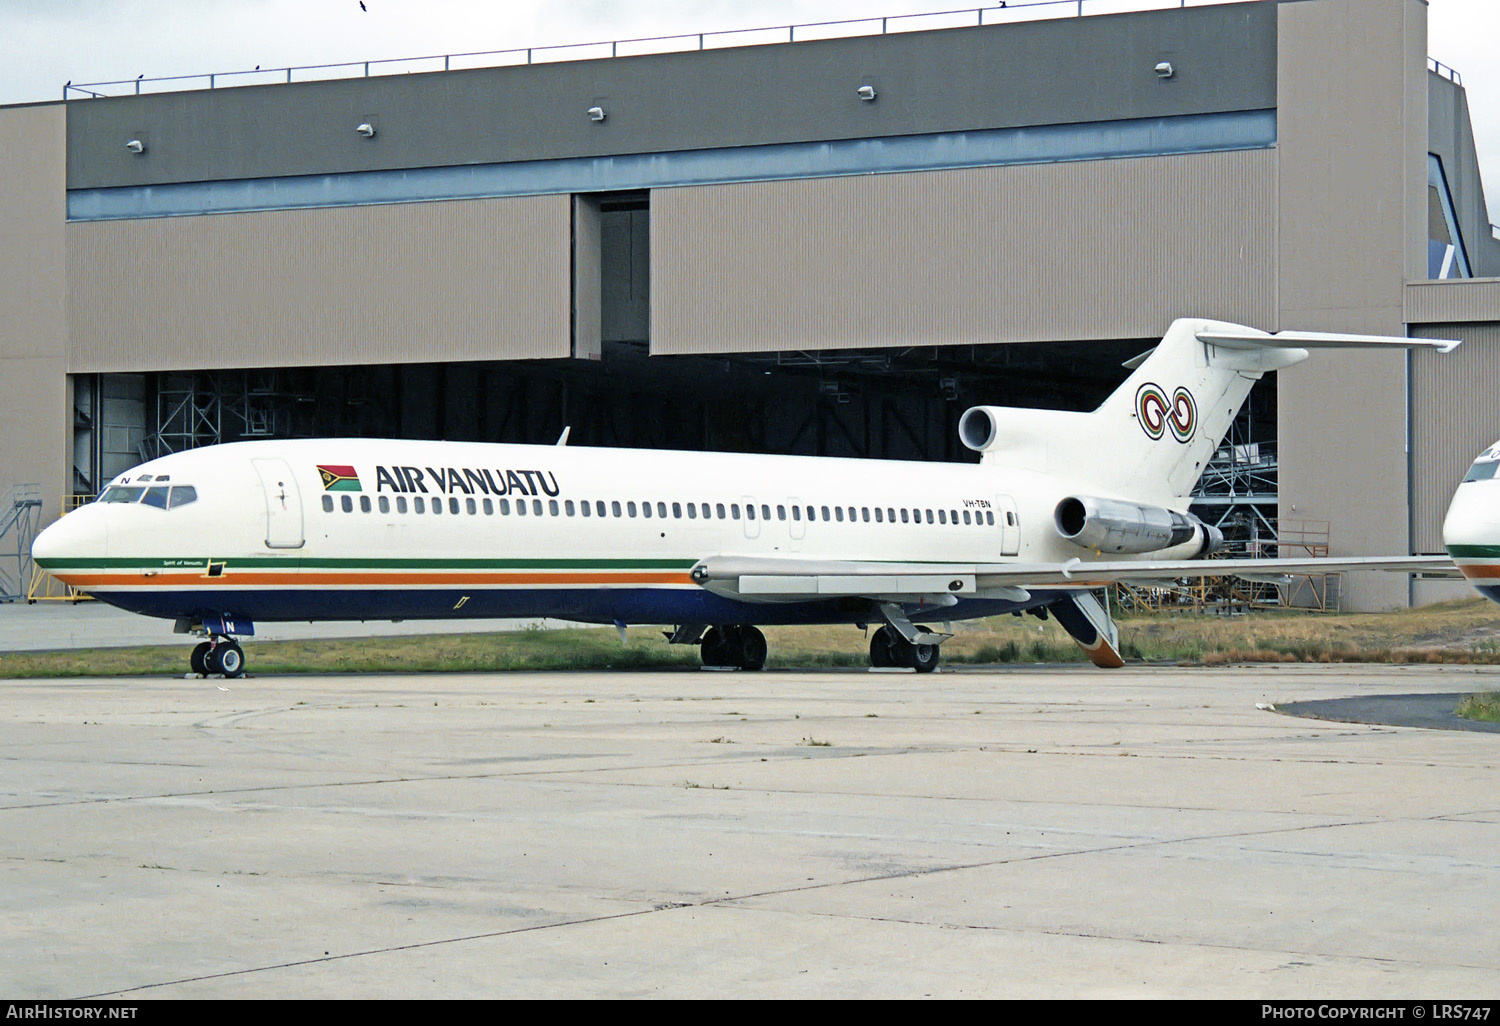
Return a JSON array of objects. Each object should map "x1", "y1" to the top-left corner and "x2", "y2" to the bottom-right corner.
[{"x1": 319, "y1": 492, "x2": 999, "y2": 526}]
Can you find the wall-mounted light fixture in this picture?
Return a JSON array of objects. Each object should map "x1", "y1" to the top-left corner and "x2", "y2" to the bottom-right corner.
[
  {"x1": 125, "y1": 138, "x2": 146, "y2": 155},
  {"x1": 856, "y1": 85, "x2": 876, "y2": 101},
  {"x1": 356, "y1": 122, "x2": 376, "y2": 138},
  {"x1": 1154, "y1": 61, "x2": 1174, "y2": 79},
  {"x1": 587, "y1": 106, "x2": 606, "y2": 123}
]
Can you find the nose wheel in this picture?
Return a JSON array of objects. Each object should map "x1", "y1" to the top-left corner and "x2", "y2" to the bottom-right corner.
[{"x1": 191, "y1": 638, "x2": 246, "y2": 679}]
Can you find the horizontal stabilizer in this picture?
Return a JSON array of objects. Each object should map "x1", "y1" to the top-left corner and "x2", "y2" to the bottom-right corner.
[{"x1": 1195, "y1": 328, "x2": 1461, "y2": 353}]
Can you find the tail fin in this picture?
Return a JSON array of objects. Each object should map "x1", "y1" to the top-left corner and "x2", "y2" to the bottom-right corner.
[{"x1": 958, "y1": 318, "x2": 1458, "y2": 506}]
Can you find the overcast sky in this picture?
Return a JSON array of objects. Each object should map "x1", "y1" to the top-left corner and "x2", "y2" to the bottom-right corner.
[{"x1": 4, "y1": 0, "x2": 1497, "y2": 204}]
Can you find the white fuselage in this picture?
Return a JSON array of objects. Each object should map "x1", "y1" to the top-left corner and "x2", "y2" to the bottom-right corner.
[{"x1": 31, "y1": 437, "x2": 1203, "y2": 629}]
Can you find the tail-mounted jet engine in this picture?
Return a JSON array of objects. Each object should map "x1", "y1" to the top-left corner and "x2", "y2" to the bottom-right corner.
[{"x1": 1054, "y1": 495, "x2": 1223, "y2": 556}]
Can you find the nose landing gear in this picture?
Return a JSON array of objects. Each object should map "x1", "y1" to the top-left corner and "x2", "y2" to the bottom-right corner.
[
  {"x1": 190, "y1": 638, "x2": 246, "y2": 678},
  {"x1": 185, "y1": 615, "x2": 253, "y2": 679}
]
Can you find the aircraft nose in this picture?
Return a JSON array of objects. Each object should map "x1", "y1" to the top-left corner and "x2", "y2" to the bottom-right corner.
[{"x1": 32, "y1": 506, "x2": 109, "y2": 567}]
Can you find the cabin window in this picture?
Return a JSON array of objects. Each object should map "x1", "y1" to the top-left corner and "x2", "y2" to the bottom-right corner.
[
  {"x1": 790, "y1": 506, "x2": 800, "y2": 521},
  {"x1": 730, "y1": 504, "x2": 740, "y2": 519},
  {"x1": 398, "y1": 496, "x2": 408, "y2": 514},
  {"x1": 627, "y1": 501, "x2": 638, "y2": 517},
  {"x1": 861, "y1": 507, "x2": 870, "y2": 522},
  {"x1": 776, "y1": 505, "x2": 786, "y2": 521},
  {"x1": 745, "y1": 504, "x2": 755, "y2": 521},
  {"x1": 341, "y1": 495, "x2": 353, "y2": 513},
  {"x1": 761, "y1": 504, "x2": 771, "y2": 520},
  {"x1": 900, "y1": 509, "x2": 909, "y2": 523},
  {"x1": 483, "y1": 498, "x2": 493, "y2": 515},
  {"x1": 874, "y1": 507, "x2": 883, "y2": 523},
  {"x1": 640, "y1": 501, "x2": 651, "y2": 518},
  {"x1": 820, "y1": 506, "x2": 830, "y2": 521},
  {"x1": 361, "y1": 495, "x2": 372, "y2": 513},
  {"x1": 432, "y1": 498, "x2": 443, "y2": 514},
  {"x1": 656, "y1": 501, "x2": 667, "y2": 518},
  {"x1": 515, "y1": 499, "x2": 525, "y2": 515},
  {"x1": 378, "y1": 496, "x2": 390, "y2": 514},
  {"x1": 565, "y1": 500, "x2": 575, "y2": 516},
  {"x1": 445, "y1": 497, "x2": 457, "y2": 514},
  {"x1": 612, "y1": 500, "x2": 623, "y2": 517},
  {"x1": 548, "y1": 499, "x2": 559, "y2": 516},
  {"x1": 938, "y1": 509, "x2": 947, "y2": 525},
  {"x1": 415, "y1": 496, "x2": 426, "y2": 513},
  {"x1": 597, "y1": 501, "x2": 608, "y2": 517},
  {"x1": 322, "y1": 495, "x2": 334, "y2": 513},
  {"x1": 672, "y1": 502, "x2": 682, "y2": 518},
  {"x1": 141, "y1": 486, "x2": 170, "y2": 509},
  {"x1": 686, "y1": 503, "x2": 696, "y2": 519},
  {"x1": 467, "y1": 498, "x2": 478, "y2": 515},
  {"x1": 962, "y1": 510, "x2": 971, "y2": 525},
  {"x1": 718, "y1": 503, "x2": 727, "y2": 519},
  {"x1": 580, "y1": 500, "x2": 590, "y2": 517},
  {"x1": 834, "y1": 507, "x2": 844, "y2": 522}
]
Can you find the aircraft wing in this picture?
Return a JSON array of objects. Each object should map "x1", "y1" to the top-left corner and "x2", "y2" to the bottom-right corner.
[{"x1": 690, "y1": 554, "x2": 1458, "y2": 602}]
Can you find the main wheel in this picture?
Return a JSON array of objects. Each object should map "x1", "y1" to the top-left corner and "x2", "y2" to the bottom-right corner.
[
  {"x1": 737, "y1": 625, "x2": 767, "y2": 671},
  {"x1": 908, "y1": 632, "x2": 941, "y2": 673},
  {"x1": 869, "y1": 626, "x2": 899, "y2": 668},
  {"x1": 208, "y1": 641, "x2": 246, "y2": 679},
  {"x1": 700, "y1": 626, "x2": 734, "y2": 667},
  {"x1": 190, "y1": 641, "x2": 212, "y2": 676}
]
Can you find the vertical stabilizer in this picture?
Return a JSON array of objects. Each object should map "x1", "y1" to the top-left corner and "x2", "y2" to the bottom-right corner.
[{"x1": 958, "y1": 318, "x2": 1456, "y2": 506}]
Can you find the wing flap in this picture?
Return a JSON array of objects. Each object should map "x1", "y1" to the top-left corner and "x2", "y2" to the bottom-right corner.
[{"x1": 693, "y1": 554, "x2": 1456, "y2": 602}]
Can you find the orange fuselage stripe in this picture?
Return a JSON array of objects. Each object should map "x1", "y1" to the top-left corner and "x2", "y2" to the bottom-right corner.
[{"x1": 58, "y1": 571, "x2": 696, "y2": 588}]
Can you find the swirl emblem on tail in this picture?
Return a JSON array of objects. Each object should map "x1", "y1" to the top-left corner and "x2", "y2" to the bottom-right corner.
[{"x1": 1135, "y1": 383, "x2": 1197, "y2": 443}]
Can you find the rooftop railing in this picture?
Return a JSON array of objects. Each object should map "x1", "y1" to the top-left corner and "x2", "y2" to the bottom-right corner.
[{"x1": 63, "y1": 0, "x2": 1261, "y2": 100}]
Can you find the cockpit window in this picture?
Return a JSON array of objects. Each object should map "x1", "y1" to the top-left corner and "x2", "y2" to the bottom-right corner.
[
  {"x1": 97, "y1": 483, "x2": 199, "y2": 507},
  {"x1": 1463, "y1": 460, "x2": 1500, "y2": 483}
]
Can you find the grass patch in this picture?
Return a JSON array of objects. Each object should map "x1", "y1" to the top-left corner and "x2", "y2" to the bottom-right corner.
[
  {"x1": 4, "y1": 598, "x2": 1500, "y2": 678},
  {"x1": 1456, "y1": 692, "x2": 1500, "y2": 723}
]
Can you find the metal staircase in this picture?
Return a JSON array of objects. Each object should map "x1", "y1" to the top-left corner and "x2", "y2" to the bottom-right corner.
[{"x1": 0, "y1": 484, "x2": 43, "y2": 602}]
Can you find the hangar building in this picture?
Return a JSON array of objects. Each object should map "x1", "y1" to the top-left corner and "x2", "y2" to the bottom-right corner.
[{"x1": 2, "y1": 0, "x2": 1499, "y2": 609}]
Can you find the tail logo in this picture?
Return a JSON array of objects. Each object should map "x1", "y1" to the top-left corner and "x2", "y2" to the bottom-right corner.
[{"x1": 1136, "y1": 384, "x2": 1197, "y2": 443}]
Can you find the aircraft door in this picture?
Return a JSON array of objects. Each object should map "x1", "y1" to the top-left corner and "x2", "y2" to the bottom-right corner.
[
  {"x1": 253, "y1": 458, "x2": 305, "y2": 549},
  {"x1": 996, "y1": 494, "x2": 1019, "y2": 557}
]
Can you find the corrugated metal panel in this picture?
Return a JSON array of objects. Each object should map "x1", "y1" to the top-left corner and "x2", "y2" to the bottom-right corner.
[
  {"x1": 1405, "y1": 279, "x2": 1500, "y2": 325},
  {"x1": 0, "y1": 104, "x2": 69, "y2": 524},
  {"x1": 67, "y1": 194, "x2": 571, "y2": 373},
  {"x1": 650, "y1": 149, "x2": 1276, "y2": 354},
  {"x1": 1410, "y1": 324, "x2": 1500, "y2": 552}
]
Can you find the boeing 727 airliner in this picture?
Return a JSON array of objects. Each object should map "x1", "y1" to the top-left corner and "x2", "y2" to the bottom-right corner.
[{"x1": 31, "y1": 318, "x2": 1457, "y2": 677}]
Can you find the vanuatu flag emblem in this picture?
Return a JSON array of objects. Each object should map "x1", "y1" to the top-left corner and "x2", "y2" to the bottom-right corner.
[{"x1": 317, "y1": 464, "x2": 361, "y2": 492}]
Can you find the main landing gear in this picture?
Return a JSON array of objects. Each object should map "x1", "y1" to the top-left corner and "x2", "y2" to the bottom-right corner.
[
  {"x1": 699, "y1": 625, "x2": 768, "y2": 671},
  {"x1": 190, "y1": 638, "x2": 246, "y2": 678},
  {"x1": 868, "y1": 625, "x2": 941, "y2": 673}
]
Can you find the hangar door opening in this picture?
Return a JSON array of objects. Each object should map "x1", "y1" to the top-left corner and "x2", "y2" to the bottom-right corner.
[{"x1": 573, "y1": 191, "x2": 649, "y2": 360}]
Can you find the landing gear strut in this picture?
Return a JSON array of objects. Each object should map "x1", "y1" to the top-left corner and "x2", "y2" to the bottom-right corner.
[{"x1": 700, "y1": 624, "x2": 768, "y2": 671}]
